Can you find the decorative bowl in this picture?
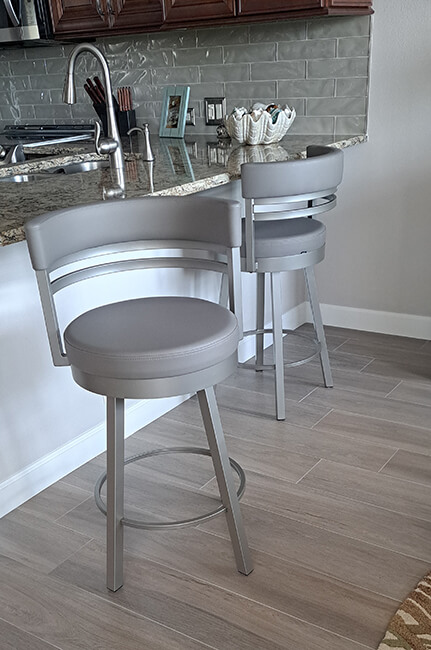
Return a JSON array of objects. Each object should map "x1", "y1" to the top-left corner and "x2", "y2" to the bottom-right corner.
[{"x1": 224, "y1": 104, "x2": 296, "y2": 145}]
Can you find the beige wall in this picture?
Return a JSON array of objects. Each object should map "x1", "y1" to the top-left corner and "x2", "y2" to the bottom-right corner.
[{"x1": 317, "y1": 0, "x2": 431, "y2": 337}]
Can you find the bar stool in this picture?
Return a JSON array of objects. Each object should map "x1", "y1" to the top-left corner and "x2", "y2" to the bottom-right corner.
[
  {"x1": 240, "y1": 145, "x2": 344, "y2": 420},
  {"x1": 25, "y1": 195, "x2": 253, "y2": 591}
]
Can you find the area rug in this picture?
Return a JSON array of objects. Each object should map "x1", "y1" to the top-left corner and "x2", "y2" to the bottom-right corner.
[{"x1": 378, "y1": 571, "x2": 431, "y2": 649}]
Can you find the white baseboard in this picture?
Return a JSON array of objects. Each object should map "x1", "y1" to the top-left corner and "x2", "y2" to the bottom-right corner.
[
  {"x1": 314, "y1": 303, "x2": 431, "y2": 340},
  {"x1": 0, "y1": 395, "x2": 187, "y2": 519}
]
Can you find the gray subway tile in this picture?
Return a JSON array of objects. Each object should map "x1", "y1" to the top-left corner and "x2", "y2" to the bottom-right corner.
[
  {"x1": 225, "y1": 81, "x2": 277, "y2": 100},
  {"x1": 148, "y1": 30, "x2": 197, "y2": 50},
  {"x1": 34, "y1": 104, "x2": 73, "y2": 120},
  {"x1": 131, "y1": 84, "x2": 164, "y2": 104},
  {"x1": 278, "y1": 98, "x2": 305, "y2": 116},
  {"x1": 251, "y1": 60, "x2": 305, "y2": 82},
  {"x1": 224, "y1": 43, "x2": 276, "y2": 64},
  {"x1": 0, "y1": 61, "x2": 10, "y2": 76},
  {"x1": 0, "y1": 76, "x2": 30, "y2": 92},
  {"x1": 249, "y1": 20, "x2": 306, "y2": 43},
  {"x1": 9, "y1": 59, "x2": 46, "y2": 76},
  {"x1": 173, "y1": 47, "x2": 223, "y2": 66},
  {"x1": 15, "y1": 104, "x2": 36, "y2": 120},
  {"x1": 308, "y1": 16, "x2": 371, "y2": 39},
  {"x1": 152, "y1": 66, "x2": 199, "y2": 85},
  {"x1": 338, "y1": 36, "x2": 370, "y2": 58},
  {"x1": 15, "y1": 89, "x2": 51, "y2": 105},
  {"x1": 188, "y1": 82, "x2": 225, "y2": 99},
  {"x1": 24, "y1": 45, "x2": 62, "y2": 60},
  {"x1": 336, "y1": 77, "x2": 368, "y2": 98},
  {"x1": 278, "y1": 39, "x2": 336, "y2": 61},
  {"x1": 31, "y1": 75, "x2": 65, "y2": 91},
  {"x1": 289, "y1": 115, "x2": 335, "y2": 135},
  {"x1": 308, "y1": 58, "x2": 369, "y2": 79},
  {"x1": 279, "y1": 79, "x2": 335, "y2": 98},
  {"x1": 197, "y1": 25, "x2": 249, "y2": 47},
  {"x1": 0, "y1": 14, "x2": 369, "y2": 137},
  {"x1": 200, "y1": 63, "x2": 249, "y2": 83},
  {"x1": 307, "y1": 96, "x2": 366, "y2": 116},
  {"x1": 0, "y1": 104, "x2": 19, "y2": 120},
  {"x1": 335, "y1": 115, "x2": 367, "y2": 135},
  {"x1": 0, "y1": 48, "x2": 25, "y2": 62}
]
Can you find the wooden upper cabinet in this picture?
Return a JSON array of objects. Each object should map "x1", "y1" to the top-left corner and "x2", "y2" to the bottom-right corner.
[
  {"x1": 109, "y1": 0, "x2": 164, "y2": 32},
  {"x1": 238, "y1": 0, "x2": 321, "y2": 17},
  {"x1": 325, "y1": 0, "x2": 372, "y2": 11},
  {"x1": 237, "y1": 0, "x2": 372, "y2": 17},
  {"x1": 163, "y1": 0, "x2": 236, "y2": 25},
  {"x1": 50, "y1": 0, "x2": 372, "y2": 38},
  {"x1": 50, "y1": 0, "x2": 107, "y2": 35},
  {"x1": 50, "y1": 0, "x2": 164, "y2": 37}
]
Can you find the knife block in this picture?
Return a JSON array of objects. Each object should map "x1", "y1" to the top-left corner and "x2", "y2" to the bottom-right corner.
[{"x1": 93, "y1": 101, "x2": 136, "y2": 137}]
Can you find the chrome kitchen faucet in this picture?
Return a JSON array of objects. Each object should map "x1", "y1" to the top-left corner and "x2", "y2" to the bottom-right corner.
[{"x1": 63, "y1": 42, "x2": 126, "y2": 196}]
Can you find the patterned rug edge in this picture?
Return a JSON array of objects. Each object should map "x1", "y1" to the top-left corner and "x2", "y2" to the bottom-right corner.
[{"x1": 378, "y1": 571, "x2": 431, "y2": 650}]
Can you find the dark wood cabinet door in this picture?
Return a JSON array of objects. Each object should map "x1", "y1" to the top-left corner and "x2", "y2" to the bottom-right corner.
[
  {"x1": 109, "y1": 0, "x2": 164, "y2": 31},
  {"x1": 237, "y1": 0, "x2": 372, "y2": 17},
  {"x1": 51, "y1": 0, "x2": 163, "y2": 35},
  {"x1": 163, "y1": 0, "x2": 236, "y2": 25},
  {"x1": 50, "y1": 0, "x2": 107, "y2": 35},
  {"x1": 325, "y1": 0, "x2": 372, "y2": 10},
  {"x1": 237, "y1": 0, "x2": 321, "y2": 16}
]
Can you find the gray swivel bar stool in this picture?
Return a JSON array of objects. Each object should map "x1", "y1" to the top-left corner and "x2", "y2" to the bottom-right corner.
[
  {"x1": 240, "y1": 145, "x2": 344, "y2": 420},
  {"x1": 25, "y1": 195, "x2": 253, "y2": 591}
]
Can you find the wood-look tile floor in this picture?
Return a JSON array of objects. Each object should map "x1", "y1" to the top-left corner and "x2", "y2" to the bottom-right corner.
[{"x1": 2, "y1": 325, "x2": 431, "y2": 649}]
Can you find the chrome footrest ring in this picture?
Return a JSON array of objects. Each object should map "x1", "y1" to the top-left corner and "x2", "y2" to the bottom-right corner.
[
  {"x1": 241, "y1": 328, "x2": 321, "y2": 369},
  {"x1": 94, "y1": 446, "x2": 246, "y2": 530}
]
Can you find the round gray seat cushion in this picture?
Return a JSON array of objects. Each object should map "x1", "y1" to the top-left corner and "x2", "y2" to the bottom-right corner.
[
  {"x1": 64, "y1": 296, "x2": 239, "y2": 381},
  {"x1": 241, "y1": 216, "x2": 326, "y2": 259}
]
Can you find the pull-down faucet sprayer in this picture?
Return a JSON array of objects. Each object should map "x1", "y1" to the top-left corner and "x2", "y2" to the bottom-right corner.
[{"x1": 63, "y1": 42, "x2": 125, "y2": 196}]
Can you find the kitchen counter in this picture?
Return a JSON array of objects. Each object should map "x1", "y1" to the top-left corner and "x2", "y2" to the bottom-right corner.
[{"x1": 0, "y1": 132, "x2": 366, "y2": 246}]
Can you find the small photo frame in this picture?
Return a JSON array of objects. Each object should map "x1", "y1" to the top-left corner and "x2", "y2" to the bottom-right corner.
[{"x1": 159, "y1": 85, "x2": 190, "y2": 139}]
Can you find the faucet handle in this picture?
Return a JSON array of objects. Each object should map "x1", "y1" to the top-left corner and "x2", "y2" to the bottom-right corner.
[{"x1": 94, "y1": 120, "x2": 118, "y2": 156}]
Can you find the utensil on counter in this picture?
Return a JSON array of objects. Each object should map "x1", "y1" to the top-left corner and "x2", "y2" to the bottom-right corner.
[
  {"x1": 117, "y1": 86, "x2": 133, "y2": 112},
  {"x1": 83, "y1": 77, "x2": 135, "y2": 136},
  {"x1": 94, "y1": 76, "x2": 106, "y2": 101}
]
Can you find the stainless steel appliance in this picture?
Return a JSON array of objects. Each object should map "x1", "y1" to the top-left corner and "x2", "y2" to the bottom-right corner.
[{"x1": 0, "y1": 0, "x2": 52, "y2": 45}]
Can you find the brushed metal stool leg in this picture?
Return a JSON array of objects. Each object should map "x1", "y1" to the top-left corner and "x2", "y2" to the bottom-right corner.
[
  {"x1": 270, "y1": 272, "x2": 286, "y2": 420},
  {"x1": 256, "y1": 273, "x2": 265, "y2": 369},
  {"x1": 304, "y1": 266, "x2": 333, "y2": 388},
  {"x1": 197, "y1": 388, "x2": 253, "y2": 576},
  {"x1": 106, "y1": 396, "x2": 125, "y2": 591}
]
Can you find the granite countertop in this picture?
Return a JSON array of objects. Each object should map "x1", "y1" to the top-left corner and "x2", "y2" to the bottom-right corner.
[{"x1": 0, "y1": 132, "x2": 366, "y2": 246}]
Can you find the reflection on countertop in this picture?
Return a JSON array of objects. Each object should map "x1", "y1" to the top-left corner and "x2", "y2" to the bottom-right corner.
[{"x1": 0, "y1": 132, "x2": 366, "y2": 246}]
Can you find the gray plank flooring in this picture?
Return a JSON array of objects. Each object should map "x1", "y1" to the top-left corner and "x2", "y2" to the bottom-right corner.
[{"x1": 1, "y1": 324, "x2": 431, "y2": 649}]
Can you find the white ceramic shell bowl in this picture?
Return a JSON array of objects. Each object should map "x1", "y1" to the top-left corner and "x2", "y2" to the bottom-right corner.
[{"x1": 224, "y1": 106, "x2": 296, "y2": 145}]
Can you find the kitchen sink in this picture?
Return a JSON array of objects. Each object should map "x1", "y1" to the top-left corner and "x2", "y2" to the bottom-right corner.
[
  {"x1": 0, "y1": 158, "x2": 109, "y2": 182},
  {"x1": 49, "y1": 160, "x2": 109, "y2": 174},
  {"x1": 0, "y1": 173, "x2": 51, "y2": 183}
]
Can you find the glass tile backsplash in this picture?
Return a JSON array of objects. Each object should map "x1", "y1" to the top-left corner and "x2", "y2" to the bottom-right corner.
[{"x1": 0, "y1": 16, "x2": 371, "y2": 137}]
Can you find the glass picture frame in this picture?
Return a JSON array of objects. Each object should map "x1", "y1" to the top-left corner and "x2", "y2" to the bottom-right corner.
[{"x1": 159, "y1": 85, "x2": 190, "y2": 139}]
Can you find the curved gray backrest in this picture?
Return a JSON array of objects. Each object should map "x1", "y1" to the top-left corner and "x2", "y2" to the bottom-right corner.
[
  {"x1": 25, "y1": 195, "x2": 243, "y2": 366},
  {"x1": 25, "y1": 195, "x2": 242, "y2": 271},
  {"x1": 241, "y1": 145, "x2": 344, "y2": 200}
]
